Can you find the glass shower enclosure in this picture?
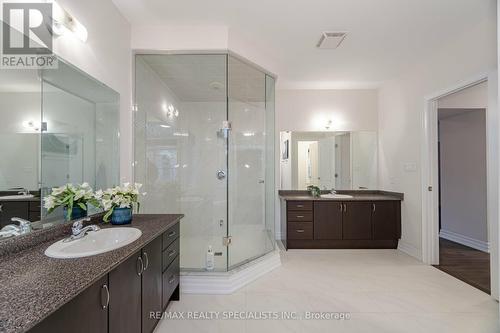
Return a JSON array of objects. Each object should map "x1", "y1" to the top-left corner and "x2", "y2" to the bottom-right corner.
[{"x1": 134, "y1": 53, "x2": 275, "y2": 271}]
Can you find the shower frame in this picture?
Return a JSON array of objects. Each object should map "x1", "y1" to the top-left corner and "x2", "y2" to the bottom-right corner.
[{"x1": 132, "y1": 50, "x2": 277, "y2": 272}]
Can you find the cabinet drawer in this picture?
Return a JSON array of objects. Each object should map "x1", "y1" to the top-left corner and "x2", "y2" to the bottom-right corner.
[
  {"x1": 287, "y1": 201, "x2": 312, "y2": 211},
  {"x1": 287, "y1": 211, "x2": 313, "y2": 222},
  {"x1": 162, "y1": 237, "x2": 179, "y2": 272},
  {"x1": 287, "y1": 222, "x2": 313, "y2": 239},
  {"x1": 162, "y1": 256, "x2": 179, "y2": 308},
  {"x1": 162, "y1": 223, "x2": 179, "y2": 250}
]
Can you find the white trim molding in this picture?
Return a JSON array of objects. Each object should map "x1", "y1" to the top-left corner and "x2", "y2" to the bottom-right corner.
[
  {"x1": 180, "y1": 250, "x2": 281, "y2": 294},
  {"x1": 439, "y1": 230, "x2": 490, "y2": 253},
  {"x1": 398, "y1": 240, "x2": 422, "y2": 260}
]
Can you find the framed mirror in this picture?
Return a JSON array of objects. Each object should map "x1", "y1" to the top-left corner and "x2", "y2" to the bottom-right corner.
[
  {"x1": 279, "y1": 131, "x2": 377, "y2": 190},
  {"x1": 0, "y1": 58, "x2": 120, "y2": 239}
]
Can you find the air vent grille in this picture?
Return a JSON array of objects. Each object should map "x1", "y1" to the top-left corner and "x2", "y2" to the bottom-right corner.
[{"x1": 316, "y1": 31, "x2": 347, "y2": 49}]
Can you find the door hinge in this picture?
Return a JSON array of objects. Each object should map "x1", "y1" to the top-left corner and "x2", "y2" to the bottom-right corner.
[
  {"x1": 223, "y1": 236, "x2": 232, "y2": 246},
  {"x1": 219, "y1": 121, "x2": 232, "y2": 138}
]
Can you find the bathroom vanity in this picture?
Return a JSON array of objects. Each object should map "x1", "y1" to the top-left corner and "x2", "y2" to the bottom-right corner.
[
  {"x1": 0, "y1": 214, "x2": 182, "y2": 333},
  {"x1": 279, "y1": 191, "x2": 403, "y2": 249}
]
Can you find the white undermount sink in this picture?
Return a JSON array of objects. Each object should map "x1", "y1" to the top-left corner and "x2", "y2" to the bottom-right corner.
[
  {"x1": 45, "y1": 227, "x2": 142, "y2": 259},
  {"x1": 0, "y1": 194, "x2": 34, "y2": 200},
  {"x1": 320, "y1": 193, "x2": 354, "y2": 199}
]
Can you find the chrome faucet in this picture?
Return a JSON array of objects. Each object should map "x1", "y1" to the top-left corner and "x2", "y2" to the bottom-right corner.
[
  {"x1": 11, "y1": 217, "x2": 32, "y2": 234},
  {"x1": 8, "y1": 187, "x2": 29, "y2": 195},
  {"x1": 64, "y1": 217, "x2": 100, "y2": 242},
  {"x1": 330, "y1": 188, "x2": 337, "y2": 194},
  {"x1": 0, "y1": 217, "x2": 32, "y2": 238}
]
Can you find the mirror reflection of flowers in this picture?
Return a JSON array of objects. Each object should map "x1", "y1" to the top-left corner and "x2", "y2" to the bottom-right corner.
[
  {"x1": 97, "y1": 183, "x2": 146, "y2": 223},
  {"x1": 43, "y1": 183, "x2": 100, "y2": 220}
]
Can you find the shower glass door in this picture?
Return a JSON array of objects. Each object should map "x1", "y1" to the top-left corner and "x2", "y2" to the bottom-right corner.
[
  {"x1": 228, "y1": 56, "x2": 275, "y2": 268},
  {"x1": 134, "y1": 54, "x2": 228, "y2": 271}
]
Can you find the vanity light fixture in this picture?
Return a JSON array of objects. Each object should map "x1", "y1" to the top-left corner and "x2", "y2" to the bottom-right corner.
[
  {"x1": 325, "y1": 120, "x2": 333, "y2": 130},
  {"x1": 50, "y1": 0, "x2": 88, "y2": 42}
]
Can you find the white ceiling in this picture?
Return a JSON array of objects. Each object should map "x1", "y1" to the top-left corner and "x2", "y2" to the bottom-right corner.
[{"x1": 114, "y1": 0, "x2": 495, "y2": 89}]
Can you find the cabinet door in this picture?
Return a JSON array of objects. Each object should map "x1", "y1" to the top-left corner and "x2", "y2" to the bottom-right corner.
[
  {"x1": 109, "y1": 251, "x2": 142, "y2": 333},
  {"x1": 342, "y1": 202, "x2": 372, "y2": 240},
  {"x1": 0, "y1": 201, "x2": 29, "y2": 227},
  {"x1": 314, "y1": 201, "x2": 342, "y2": 240},
  {"x1": 142, "y1": 236, "x2": 163, "y2": 333},
  {"x1": 29, "y1": 276, "x2": 108, "y2": 333},
  {"x1": 372, "y1": 201, "x2": 399, "y2": 240}
]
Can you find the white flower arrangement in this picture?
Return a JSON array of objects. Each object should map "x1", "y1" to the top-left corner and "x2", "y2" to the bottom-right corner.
[
  {"x1": 98, "y1": 183, "x2": 146, "y2": 222},
  {"x1": 43, "y1": 183, "x2": 100, "y2": 220}
]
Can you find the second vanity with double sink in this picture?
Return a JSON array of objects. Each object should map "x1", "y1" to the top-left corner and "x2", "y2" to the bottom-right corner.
[
  {"x1": 280, "y1": 190, "x2": 403, "y2": 250},
  {"x1": 0, "y1": 214, "x2": 183, "y2": 333}
]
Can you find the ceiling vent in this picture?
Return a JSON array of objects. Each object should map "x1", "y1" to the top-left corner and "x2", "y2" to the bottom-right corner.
[{"x1": 316, "y1": 32, "x2": 347, "y2": 49}]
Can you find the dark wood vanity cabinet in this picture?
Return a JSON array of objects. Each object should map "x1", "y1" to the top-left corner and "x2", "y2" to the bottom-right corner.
[
  {"x1": 313, "y1": 201, "x2": 342, "y2": 240},
  {"x1": 0, "y1": 200, "x2": 40, "y2": 227},
  {"x1": 284, "y1": 200, "x2": 401, "y2": 249},
  {"x1": 109, "y1": 251, "x2": 143, "y2": 333},
  {"x1": 29, "y1": 222, "x2": 180, "y2": 333},
  {"x1": 29, "y1": 276, "x2": 109, "y2": 333},
  {"x1": 142, "y1": 236, "x2": 163, "y2": 333},
  {"x1": 342, "y1": 202, "x2": 373, "y2": 240}
]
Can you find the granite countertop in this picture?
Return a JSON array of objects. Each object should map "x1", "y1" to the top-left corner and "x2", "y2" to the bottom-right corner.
[
  {"x1": 279, "y1": 190, "x2": 404, "y2": 202},
  {"x1": 0, "y1": 214, "x2": 183, "y2": 333}
]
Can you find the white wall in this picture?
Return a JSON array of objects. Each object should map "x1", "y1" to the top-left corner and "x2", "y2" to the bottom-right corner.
[
  {"x1": 439, "y1": 109, "x2": 488, "y2": 249},
  {"x1": 132, "y1": 26, "x2": 228, "y2": 51},
  {"x1": 378, "y1": 6, "x2": 497, "y2": 264},
  {"x1": 276, "y1": 89, "x2": 378, "y2": 132},
  {"x1": 53, "y1": 0, "x2": 132, "y2": 183}
]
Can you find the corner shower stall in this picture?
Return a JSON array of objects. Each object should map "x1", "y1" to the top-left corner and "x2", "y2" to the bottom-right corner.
[{"x1": 134, "y1": 53, "x2": 275, "y2": 272}]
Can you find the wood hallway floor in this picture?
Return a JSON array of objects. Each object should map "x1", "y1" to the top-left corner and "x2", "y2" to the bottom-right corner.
[{"x1": 434, "y1": 238, "x2": 490, "y2": 294}]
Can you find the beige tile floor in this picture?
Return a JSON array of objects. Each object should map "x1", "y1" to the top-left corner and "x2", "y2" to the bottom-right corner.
[{"x1": 155, "y1": 249, "x2": 499, "y2": 333}]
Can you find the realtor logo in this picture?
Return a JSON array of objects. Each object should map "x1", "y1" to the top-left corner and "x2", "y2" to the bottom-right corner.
[{"x1": 1, "y1": 2, "x2": 57, "y2": 68}]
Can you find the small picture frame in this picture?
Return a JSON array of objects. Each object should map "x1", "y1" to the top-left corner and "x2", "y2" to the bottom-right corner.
[{"x1": 282, "y1": 139, "x2": 289, "y2": 160}]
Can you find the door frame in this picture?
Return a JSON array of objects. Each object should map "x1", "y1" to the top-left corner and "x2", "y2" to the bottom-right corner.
[{"x1": 421, "y1": 71, "x2": 499, "y2": 298}]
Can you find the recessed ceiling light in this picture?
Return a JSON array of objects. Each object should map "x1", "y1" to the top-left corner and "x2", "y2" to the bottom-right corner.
[{"x1": 316, "y1": 32, "x2": 347, "y2": 49}]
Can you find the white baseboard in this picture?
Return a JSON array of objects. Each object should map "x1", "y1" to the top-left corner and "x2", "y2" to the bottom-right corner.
[
  {"x1": 180, "y1": 250, "x2": 282, "y2": 294},
  {"x1": 440, "y1": 229, "x2": 490, "y2": 253},
  {"x1": 398, "y1": 240, "x2": 422, "y2": 260}
]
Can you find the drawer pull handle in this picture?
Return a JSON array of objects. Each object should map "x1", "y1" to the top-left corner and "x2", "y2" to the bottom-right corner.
[
  {"x1": 101, "y1": 284, "x2": 110, "y2": 309},
  {"x1": 296, "y1": 215, "x2": 304, "y2": 218},
  {"x1": 169, "y1": 275, "x2": 176, "y2": 284},
  {"x1": 137, "y1": 256, "x2": 144, "y2": 276},
  {"x1": 168, "y1": 250, "x2": 176, "y2": 257},
  {"x1": 142, "y1": 251, "x2": 149, "y2": 271},
  {"x1": 296, "y1": 229, "x2": 305, "y2": 233},
  {"x1": 372, "y1": 204, "x2": 376, "y2": 213},
  {"x1": 168, "y1": 231, "x2": 176, "y2": 237},
  {"x1": 296, "y1": 205, "x2": 303, "y2": 208}
]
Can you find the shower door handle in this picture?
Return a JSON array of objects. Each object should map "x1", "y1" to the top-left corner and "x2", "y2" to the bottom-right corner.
[{"x1": 216, "y1": 170, "x2": 226, "y2": 180}]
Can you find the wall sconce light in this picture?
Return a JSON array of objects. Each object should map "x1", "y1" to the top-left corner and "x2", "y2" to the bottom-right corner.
[
  {"x1": 23, "y1": 120, "x2": 48, "y2": 132},
  {"x1": 325, "y1": 120, "x2": 333, "y2": 130},
  {"x1": 50, "y1": 0, "x2": 88, "y2": 42}
]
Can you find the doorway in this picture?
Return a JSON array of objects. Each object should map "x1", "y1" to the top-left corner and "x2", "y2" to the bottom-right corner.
[{"x1": 422, "y1": 78, "x2": 496, "y2": 296}]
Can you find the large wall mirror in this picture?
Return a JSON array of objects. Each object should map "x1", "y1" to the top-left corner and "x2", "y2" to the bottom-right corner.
[
  {"x1": 280, "y1": 131, "x2": 377, "y2": 190},
  {"x1": 0, "y1": 57, "x2": 120, "y2": 239}
]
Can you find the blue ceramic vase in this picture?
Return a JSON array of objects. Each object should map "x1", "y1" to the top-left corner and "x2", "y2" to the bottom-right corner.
[
  {"x1": 64, "y1": 205, "x2": 87, "y2": 221},
  {"x1": 111, "y1": 207, "x2": 133, "y2": 225}
]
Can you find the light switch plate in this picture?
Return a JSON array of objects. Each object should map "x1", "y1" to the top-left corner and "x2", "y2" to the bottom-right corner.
[{"x1": 404, "y1": 163, "x2": 417, "y2": 172}]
